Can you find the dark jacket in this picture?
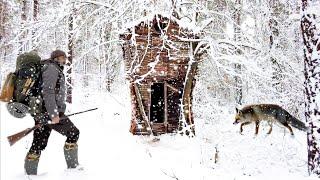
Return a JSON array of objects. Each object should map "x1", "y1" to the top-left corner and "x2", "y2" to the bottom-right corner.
[{"x1": 41, "y1": 60, "x2": 66, "y2": 118}]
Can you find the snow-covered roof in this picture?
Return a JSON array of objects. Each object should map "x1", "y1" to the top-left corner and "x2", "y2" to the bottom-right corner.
[{"x1": 121, "y1": 12, "x2": 201, "y2": 34}]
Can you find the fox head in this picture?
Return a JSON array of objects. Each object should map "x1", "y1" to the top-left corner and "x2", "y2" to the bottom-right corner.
[{"x1": 233, "y1": 108, "x2": 244, "y2": 125}]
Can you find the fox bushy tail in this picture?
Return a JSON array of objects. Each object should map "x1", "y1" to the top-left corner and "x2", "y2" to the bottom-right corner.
[{"x1": 286, "y1": 112, "x2": 308, "y2": 131}]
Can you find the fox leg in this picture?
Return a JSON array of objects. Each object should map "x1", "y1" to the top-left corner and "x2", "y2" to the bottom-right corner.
[
  {"x1": 267, "y1": 121, "x2": 273, "y2": 134},
  {"x1": 240, "y1": 122, "x2": 251, "y2": 134},
  {"x1": 255, "y1": 121, "x2": 260, "y2": 135},
  {"x1": 282, "y1": 122, "x2": 294, "y2": 135}
]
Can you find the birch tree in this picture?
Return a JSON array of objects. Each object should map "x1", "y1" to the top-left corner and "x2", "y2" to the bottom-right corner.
[
  {"x1": 301, "y1": 0, "x2": 320, "y2": 176},
  {"x1": 67, "y1": 1, "x2": 75, "y2": 103},
  {"x1": 233, "y1": 0, "x2": 243, "y2": 105}
]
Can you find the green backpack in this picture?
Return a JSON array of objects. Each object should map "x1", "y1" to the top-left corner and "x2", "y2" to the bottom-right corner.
[{"x1": 6, "y1": 51, "x2": 43, "y2": 118}]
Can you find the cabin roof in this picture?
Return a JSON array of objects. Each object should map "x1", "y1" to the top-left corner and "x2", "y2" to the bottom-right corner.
[{"x1": 120, "y1": 13, "x2": 201, "y2": 35}]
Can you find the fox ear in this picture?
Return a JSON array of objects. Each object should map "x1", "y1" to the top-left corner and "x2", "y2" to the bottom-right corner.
[{"x1": 236, "y1": 108, "x2": 242, "y2": 114}]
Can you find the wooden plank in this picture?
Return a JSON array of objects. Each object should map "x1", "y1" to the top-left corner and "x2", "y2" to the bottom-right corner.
[
  {"x1": 164, "y1": 81, "x2": 168, "y2": 132},
  {"x1": 133, "y1": 83, "x2": 153, "y2": 135},
  {"x1": 129, "y1": 85, "x2": 139, "y2": 134},
  {"x1": 166, "y1": 83, "x2": 179, "y2": 93}
]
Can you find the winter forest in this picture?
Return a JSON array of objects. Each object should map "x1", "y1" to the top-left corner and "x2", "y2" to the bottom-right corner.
[{"x1": 0, "y1": 0, "x2": 320, "y2": 179}]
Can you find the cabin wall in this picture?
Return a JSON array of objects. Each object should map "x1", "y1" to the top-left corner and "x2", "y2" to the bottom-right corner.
[{"x1": 122, "y1": 41, "x2": 191, "y2": 81}]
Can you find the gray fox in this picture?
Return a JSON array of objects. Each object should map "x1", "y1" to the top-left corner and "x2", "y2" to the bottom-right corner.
[{"x1": 233, "y1": 104, "x2": 307, "y2": 135}]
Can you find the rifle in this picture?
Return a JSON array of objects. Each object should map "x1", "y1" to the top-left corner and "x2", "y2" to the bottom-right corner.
[{"x1": 7, "y1": 108, "x2": 98, "y2": 146}]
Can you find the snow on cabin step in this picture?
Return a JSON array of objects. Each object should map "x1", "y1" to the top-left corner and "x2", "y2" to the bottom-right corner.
[
  {"x1": 151, "y1": 123, "x2": 167, "y2": 134},
  {"x1": 151, "y1": 123, "x2": 179, "y2": 134},
  {"x1": 133, "y1": 121, "x2": 179, "y2": 135}
]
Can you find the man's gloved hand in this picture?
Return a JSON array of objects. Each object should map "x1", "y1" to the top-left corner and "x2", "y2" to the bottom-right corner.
[{"x1": 51, "y1": 116, "x2": 60, "y2": 124}]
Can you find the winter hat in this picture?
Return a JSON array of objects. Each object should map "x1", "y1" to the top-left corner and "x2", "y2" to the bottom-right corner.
[{"x1": 50, "y1": 50, "x2": 66, "y2": 60}]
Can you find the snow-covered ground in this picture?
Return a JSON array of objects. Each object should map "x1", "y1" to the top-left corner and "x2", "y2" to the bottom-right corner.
[{"x1": 0, "y1": 88, "x2": 318, "y2": 180}]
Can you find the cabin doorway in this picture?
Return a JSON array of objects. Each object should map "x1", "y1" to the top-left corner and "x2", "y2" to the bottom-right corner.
[
  {"x1": 150, "y1": 83, "x2": 165, "y2": 123},
  {"x1": 150, "y1": 81, "x2": 182, "y2": 125}
]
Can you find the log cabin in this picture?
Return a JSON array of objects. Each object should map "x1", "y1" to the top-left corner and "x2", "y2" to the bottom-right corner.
[{"x1": 120, "y1": 14, "x2": 202, "y2": 135}]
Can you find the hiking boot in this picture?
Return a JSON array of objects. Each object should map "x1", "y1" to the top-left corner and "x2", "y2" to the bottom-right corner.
[
  {"x1": 24, "y1": 152, "x2": 40, "y2": 175},
  {"x1": 64, "y1": 142, "x2": 79, "y2": 168}
]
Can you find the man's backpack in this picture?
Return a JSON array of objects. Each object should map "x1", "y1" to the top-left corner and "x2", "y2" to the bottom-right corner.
[
  {"x1": 0, "y1": 73, "x2": 15, "y2": 102},
  {"x1": 0, "y1": 51, "x2": 43, "y2": 118}
]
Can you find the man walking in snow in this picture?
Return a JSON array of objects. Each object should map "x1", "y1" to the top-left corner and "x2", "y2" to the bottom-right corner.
[{"x1": 24, "y1": 50, "x2": 80, "y2": 175}]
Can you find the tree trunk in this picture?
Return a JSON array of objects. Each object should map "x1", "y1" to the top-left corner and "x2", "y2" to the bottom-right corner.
[
  {"x1": 301, "y1": 0, "x2": 320, "y2": 176},
  {"x1": 0, "y1": 1, "x2": 8, "y2": 67},
  {"x1": 20, "y1": 0, "x2": 27, "y2": 53},
  {"x1": 179, "y1": 42, "x2": 198, "y2": 136},
  {"x1": 32, "y1": 0, "x2": 38, "y2": 50},
  {"x1": 21, "y1": 0, "x2": 27, "y2": 21},
  {"x1": 33, "y1": 0, "x2": 38, "y2": 20},
  {"x1": 0, "y1": 0, "x2": 7, "y2": 42},
  {"x1": 269, "y1": 0, "x2": 282, "y2": 89},
  {"x1": 66, "y1": 3, "x2": 75, "y2": 103},
  {"x1": 234, "y1": 0, "x2": 242, "y2": 105}
]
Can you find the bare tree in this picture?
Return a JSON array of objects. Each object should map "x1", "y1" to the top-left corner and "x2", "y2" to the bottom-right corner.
[
  {"x1": 19, "y1": 0, "x2": 27, "y2": 53},
  {"x1": 0, "y1": 0, "x2": 6, "y2": 42},
  {"x1": 269, "y1": 0, "x2": 283, "y2": 90},
  {"x1": 66, "y1": 1, "x2": 75, "y2": 103},
  {"x1": 33, "y1": 0, "x2": 38, "y2": 20},
  {"x1": 0, "y1": 0, "x2": 8, "y2": 71},
  {"x1": 233, "y1": 0, "x2": 242, "y2": 105},
  {"x1": 301, "y1": 0, "x2": 320, "y2": 176}
]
